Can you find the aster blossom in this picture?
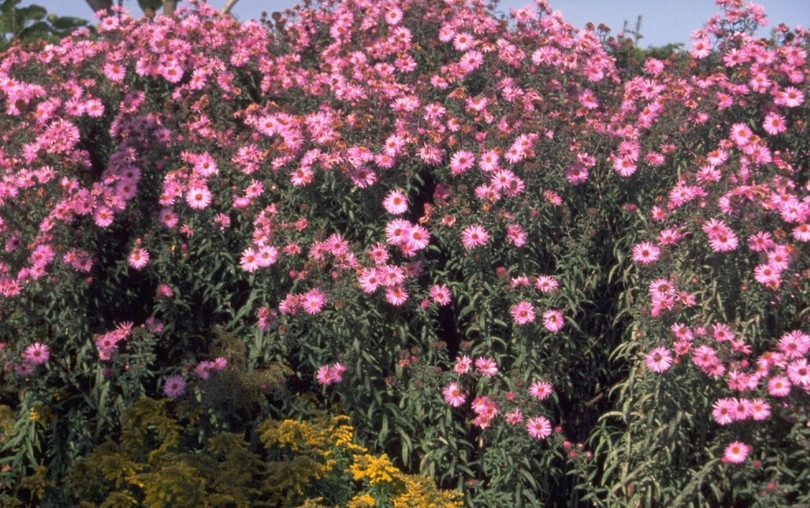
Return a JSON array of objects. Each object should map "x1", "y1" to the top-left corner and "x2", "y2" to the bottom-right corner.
[
  {"x1": 526, "y1": 416, "x2": 552, "y2": 439},
  {"x1": 22, "y1": 343, "x2": 49, "y2": 365},
  {"x1": 461, "y1": 224, "x2": 489, "y2": 249},
  {"x1": 442, "y1": 382, "x2": 465, "y2": 407}
]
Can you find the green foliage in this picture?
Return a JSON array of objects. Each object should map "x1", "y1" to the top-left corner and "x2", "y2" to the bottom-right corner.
[{"x1": 0, "y1": 0, "x2": 87, "y2": 51}]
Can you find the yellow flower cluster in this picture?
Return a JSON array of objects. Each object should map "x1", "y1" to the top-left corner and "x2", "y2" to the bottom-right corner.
[{"x1": 350, "y1": 453, "x2": 401, "y2": 486}]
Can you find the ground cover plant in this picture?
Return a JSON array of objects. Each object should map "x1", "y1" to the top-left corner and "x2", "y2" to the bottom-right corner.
[{"x1": 0, "y1": 0, "x2": 809, "y2": 505}]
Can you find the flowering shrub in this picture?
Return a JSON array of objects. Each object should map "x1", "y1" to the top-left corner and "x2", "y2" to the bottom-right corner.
[
  {"x1": 61, "y1": 397, "x2": 461, "y2": 507},
  {"x1": 0, "y1": 0, "x2": 809, "y2": 505}
]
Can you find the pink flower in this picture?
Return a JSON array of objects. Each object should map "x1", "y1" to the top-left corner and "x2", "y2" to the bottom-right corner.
[
  {"x1": 723, "y1": 441, "x2": 750, "y2": 464},
  {"x1": 763, "y1": 112, "x2": 787, "y2": 135},
  {"x1": 510, "y1": 301, "x2": 535, "y2": 325},
  {"x1": 240, "y1": 247, "x2": 259, "y2": 272},
  {"x1": 787, "y1": 359, "x2": 810, "y2": 388},
  {"x1": 186, "y1": 186, "x2": 212, "y2": 209},
  {"x1": 442, "y1": 382, "x2": 465, "y2": 407},
  {"x1": 257, "y1": 246, "x2": 279, "y2": 267},
  {"x1": 128, "y1": 248, "x2": 149, "y2": 270},
  {"x1": 632, "y1": 242, "x2": 660, "y2": 265},
  {"x1": 316, "y1": 362, "x2": 347, "y2": 385},
  {"x1": 475, "y1": 356, "x2": 498, "y2": 377},
  {"x1": 405, "y1": 225, "x2": 430, "y2": 251},
  {"x1": 22, "y1": 343, "x2": 49, "y2": 365},
  {"x1": 385, "y1": 219, "x2": 411, "y2": 246},
  {"x1": 159, "y1": 208, "x2": 178, "y2": 228},
  {"x1": 526, "y1": 416, "x2": 552, "y2": 439},
  {"x1": 383, "y1": 190, "x2": 408, "y2": 214},
  {"x1": 542, "y1": 310, "x2": 564, "y2": 332},
  {"x1": 385, "y1": 285, "x2": 408, "y2": 305},
  {"x1": 302, "y1": 288, "x2": 327, "y2": 315},
  {"x1": 645, "y1": 347, "x2": 673, "y2": 373},
  {"x1": 195, "y1": 361, "x2": 215, "y2": 379},
  {"x1": 711, "y1": 398, "x2": 735, "y2": 425},
  {"x1": 461, "y1": 224, "x2": 488, "y2": 249},
  {"x1": 505, "y1": 409, "x2": 523, "y2": 425},
  {"x1": 454, "y1": 355, "x2": 472, "y2": 375},
  {"x1": 767, "y1": 375, "x2": 791, "y2": 397},
  {"x1": 156, "y1": 284, "x2": 173, "y2": 298},
  {"x1": 529, "y1": 381, "x2": 553, "y2": 400},
  {"x1": 93, "y1": 207, "x2": 114, "y2": 227},
  {"x1": 163, "y1": 375, "x2": 186, "y2": 398},
  {"x1": 535, "y1": 276, "x2": 558, "y2": 293},
  {"x1": 429, "y1": 284, "x2": 451, "y2": 305},
  {"x1": 750, "y1": 399, "x2": 770, "y2": 421},
  {"x1": 449, "y1": 150, "x2": 475, "y2": 175}
]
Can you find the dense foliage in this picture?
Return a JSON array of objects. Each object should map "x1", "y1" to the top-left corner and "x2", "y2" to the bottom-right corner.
[{"x1": 1, "y1": 0, "x2": 809, "y2": 505}]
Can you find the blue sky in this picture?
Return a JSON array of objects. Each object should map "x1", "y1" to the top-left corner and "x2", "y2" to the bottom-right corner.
[{"x1": 27, "y1": 0, "x2": 810, "y2": 48}]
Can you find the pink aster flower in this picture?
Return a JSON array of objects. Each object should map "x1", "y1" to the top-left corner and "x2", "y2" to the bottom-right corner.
[
  {"x1": 749, "y1": 399, "x2": 770, "y2": 421},
  {"x1": 475, "y1": 356, "x2": 498, "y2": 377},
  {"x1": 240, "y1": 247, "x2": 260, "y2": 272},
  {"x1": 385, "y1": 285, "x2": 408, "y2": 305},
  {"x1": 449, "y1": 150, "x2": 475, "y2": 175},
  {"x1": 385, "y1": 219, "x2": 411, "y2": 246},
  {"x1": 163, "y1": 375, "x2": 186, "y2": 398},
  {"x1": 302, "y1": 288, "x2": 327, "y2": 315},
  {"x1": 632, "y1": 242, "x2": 660, "y2": 265},
  {"x1": 787, "y1": 358, "x2": 810, "y2": 388},
  {"x1": 454, "y1": 355, "x2": 472, "y2": 375},
  {"x1": 505, "y1": 408, "x2": 523, "y2": 425},
  {"x1": 767, "y1": 375, "x2": 791, "y2": 397},
  {"x1": 195, "y1": 361, "x2": 215, "y2": 380},
  {"x1": 382, "y1": 190, "x2": 408, "y2": 214},
  {"x1": 712, "y1": 398, "x2": 735, "y2": 425},
  {"x1": 526, "y1": 416, "x2": 552, "y2": 439},
  {"x1": 22, "y1": 343, "x2": 49, "y2": 365},
  {"x1": 429, "y1": 284, "x2": 451, "y2": 305},
  {"x1": 128, "y1": 248, "x2": 149, "y2": 270},
  {"x1": 535, "y1": 275, "x2": 558, "y2": 293},
  {"x1": 443, "y1": 382, "x2": 465, "y2": 407},
  {"x1": 542, "y1": 309, "x2": 564, "y2": 332},
  {"x1": 461, "y1": 224, "x2": 488, "y2": 249},
  {"x1": 405, "y1": 225, "x2": 430, "y2": 251},
  {"x1": 528, "y1": 381, "x2": 553, "y2": 400},
  {"x1": 159, "y1": 208, "x2": 179, "y2": 228},
  {"x1": 186, "y1": 186, "x2": 212, "y2": 210},
  {"x1": 93, "y1": 206, "x2": 114, "y2": 227},
  {"x1": 645, "y1": 347, "x2": 673, "y2": 373},
  {"x1": 723, "y1": 441, "x2": 750, "y2": 464},
  {"x1": 763, "y1": 112, "x2": 787, "y2": 135},
  {"x1": 316, "y1": 362, "x2": 346, "y2": 385},
  {"x1": 510, "y1": 301, "x2": 535, "y2": 325}
]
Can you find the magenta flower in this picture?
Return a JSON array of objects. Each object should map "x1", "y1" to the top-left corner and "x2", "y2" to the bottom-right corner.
[
  {"x1": 442, "y1": 382, "x2": 465, "y2": 407},
  {"x1": 163, "y1": 376, "x2": 186, "y2": 398},
  {"x1": 723, "y1": 441, "x2": 750, "y2": 464},
  {"x1": 528, "y1": 381, "x2": 553, "y2": 400},
  {"x1": 542, "y1": 310, "x2": 564, "y2": 332},
  {"x1": 22, "y1": 343, "x2": 49, "y2": 365},
  {"x1": 382, "y1": 190, "x2": 408, "y2": 215},
  {"x1": 461, "y1": 224, "x2": 488, "y2": 249},
  {"x1": 186, "y1": 186, "x2": 212, "y2": 209},
  {"x1": 645, "y1": 347, "x2": 673, "y2": 373},
  {"x1": 454, "y1": 355, "x2": 472, "y2": 375},
  {"x1": 526, "y1": 416, "x2": 552, "y2": 439},
  {"x1": 302, "y1": 288, "x2": 327, "y2": 315},
  {"x1": 128, "y1": 248, "x2": 149, "y2": 270},
  {"x1": 510, "y1": 301, "x2": 535, "y2": 325},
  {"x1": 632, "y1": 242, "x2": 660, "y2": 265},
  {"x1": 475, "y1": 356, "x2": 498, "y2": 377}
]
